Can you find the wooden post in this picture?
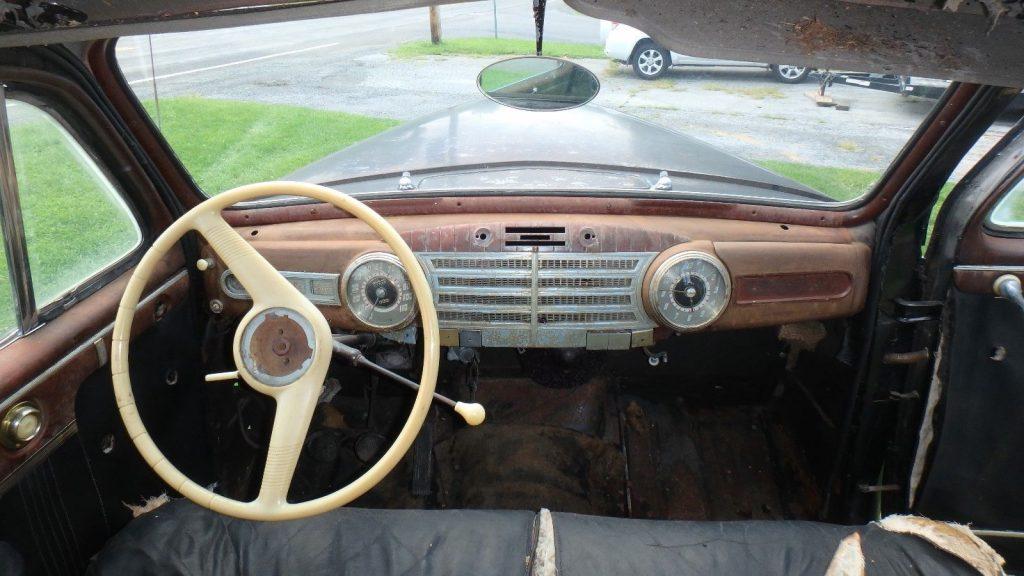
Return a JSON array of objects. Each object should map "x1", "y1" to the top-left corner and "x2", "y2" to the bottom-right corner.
[{"x1": 429, "y1": 6, "x2": 442, "y2": 44}]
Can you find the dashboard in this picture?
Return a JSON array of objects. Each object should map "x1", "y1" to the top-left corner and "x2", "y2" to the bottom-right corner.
[{"x1": 202, "y1": 215, "x2": 871, "y2": 349}]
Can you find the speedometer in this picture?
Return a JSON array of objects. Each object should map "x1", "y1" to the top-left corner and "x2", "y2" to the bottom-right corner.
[
  {"x1": 341, "y1": 253, "x2": 416, "y2": 330},
  {"x1": 647, "y1": 251, "x2": 731, "y2": 331}
]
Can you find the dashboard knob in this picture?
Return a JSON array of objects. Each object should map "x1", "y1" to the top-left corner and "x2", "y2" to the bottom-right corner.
[{"x1": 1, "y1": 401, "x2": 43, "y2": 450}]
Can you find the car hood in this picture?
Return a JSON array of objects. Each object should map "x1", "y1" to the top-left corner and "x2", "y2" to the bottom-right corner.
[{"x1": 287, "y1": 98, "x2": 828, "y2": 201}]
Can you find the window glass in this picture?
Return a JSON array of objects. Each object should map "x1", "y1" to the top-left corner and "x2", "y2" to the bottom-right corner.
[
  {"x1": 923, "y1": 106, "x2": 1024, "y2": 238},
  {"x1": 117, "y1": 3, "x2": 967, "y2": 206},
  {"x1": 0, "y1": 241, "x2": 15, "y2": 335},
  {"x1": 8, "y1": 99, "x2": 142, "y2": 306},
  {"x1": 990, "y1": 177, "x2": 1024, "y2": 228}
]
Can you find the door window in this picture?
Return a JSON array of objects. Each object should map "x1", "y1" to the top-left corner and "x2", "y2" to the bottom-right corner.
[
  {"x1": 989, "y1": 176, "x2": 1024, "y2": 228},
  {"x1": 0, "y1": 97, "x2": 141, "y2": 338},
  {"x1": 0, "y1": 241, "x2": 14, "y2": 335}
]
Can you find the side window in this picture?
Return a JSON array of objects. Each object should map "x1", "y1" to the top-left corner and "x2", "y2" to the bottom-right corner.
[
  {"x1": 989, "y1": 177, "x2": 1024, "y2": 229},
  {"x1": 0, "y1": 241, "x2": 13, "y2": 335},
  {"x1": 0, "y1": 97, "x2": 141, "y2": 336}
]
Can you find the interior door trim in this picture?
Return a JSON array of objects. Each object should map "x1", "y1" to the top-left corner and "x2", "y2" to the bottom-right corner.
[{"x1": 0, "y1": 268, "x2": 188, "y2": 488}]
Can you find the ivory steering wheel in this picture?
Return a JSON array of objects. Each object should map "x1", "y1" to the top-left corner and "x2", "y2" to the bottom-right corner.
[{"x1": 112, "y1": 181, "x2": 440, "y2": 521}]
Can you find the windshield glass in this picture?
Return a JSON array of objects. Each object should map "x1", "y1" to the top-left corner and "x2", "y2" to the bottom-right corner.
[{"x1": 115, "y1": 1, "x2": 1010, "y2": 206}]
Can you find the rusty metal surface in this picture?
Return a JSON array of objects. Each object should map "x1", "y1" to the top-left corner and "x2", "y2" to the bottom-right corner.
[
  {"x1": 567, "y1": 0, "x2": 1024, "y2": 87},
  {"x1": 470, "y1": 376, "x2": 609, "y2": 435},
  {"x1": 243, "y1": 311, "x2": 313, "y2": 378},
  {"x1": 199, "y1": 216, "x2": 873, "y2": 335},
  {"x1": 435, "y1": 423, "x2": 626, "y2": 515},
  {"x1": 620, "y1": 398, "x2": 709, "y2": 520}
]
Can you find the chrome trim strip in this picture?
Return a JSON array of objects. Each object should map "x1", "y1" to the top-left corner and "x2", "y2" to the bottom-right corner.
[
  {"x1": 221, "y1": 269, "x2": 341, "y2": 306},
  {"x1": 955, "y1": 264, "x2": 1024, "y2": 273},
  {"x1": 0, "y1": 85, "x2": 36, "y2": 334},
  {"x1": 0, "y1": 269, "x2": 189, "y2": 415}
]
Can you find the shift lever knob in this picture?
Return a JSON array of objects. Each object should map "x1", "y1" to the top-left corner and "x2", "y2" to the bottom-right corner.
[{"x1": 454, "y1": 402, "x2": 486, "y2": 426}]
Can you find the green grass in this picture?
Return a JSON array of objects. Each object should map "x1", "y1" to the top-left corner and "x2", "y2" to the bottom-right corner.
[
  {"x1": 756, "y1": 158, "x2": 956, "y2": 237},
  {"x1": 390, "y1": 37, "x2": 604, "y2": 59},
  {"x1": 0, "y1": 106, "x2": 144, "y2": 332},
  {"x1": 755, "y1": 159, "x2": 880, "y2": 201},
  {"x1": 145, "y1": 97, "x2": 399, "y2": 194}
]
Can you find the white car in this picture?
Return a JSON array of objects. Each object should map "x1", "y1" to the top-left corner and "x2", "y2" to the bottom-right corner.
[{"x1": 602, "y1": 21, "x2": 811, "y2": 83}]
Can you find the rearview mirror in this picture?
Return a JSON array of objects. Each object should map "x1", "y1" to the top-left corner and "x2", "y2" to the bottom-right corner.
[{"x1": 477, "y1": 56, "x2": 600, "y2": 112}]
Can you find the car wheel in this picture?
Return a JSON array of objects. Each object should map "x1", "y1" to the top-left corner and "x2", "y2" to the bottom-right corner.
[
  {"x1": 770, "y1": 64, "x2": 810, "y2": 84},
  {"x1": 632, "y1": 42, "x2": 669, "y2": 79}
]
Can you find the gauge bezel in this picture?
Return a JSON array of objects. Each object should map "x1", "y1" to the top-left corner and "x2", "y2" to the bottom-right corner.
[
  {"x1": 646, "y1": 250, "x2": 731, "y2": 331},
  {"x1": 341, "y1": 252, "x2": 417, "y2": 330}
]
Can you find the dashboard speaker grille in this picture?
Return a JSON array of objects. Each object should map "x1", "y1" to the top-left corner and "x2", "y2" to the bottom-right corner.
[{"x1": 418, "y1": 252, "x2": 657, "y2": 336}]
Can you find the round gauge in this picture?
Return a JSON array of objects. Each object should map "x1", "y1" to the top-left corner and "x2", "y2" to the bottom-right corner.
[
  {"x1": 342, "y1": 253, "x2": 417, "y2": 330},
  {"x1": 647, "y1": 251, "x2": 731, "y2": 331}
]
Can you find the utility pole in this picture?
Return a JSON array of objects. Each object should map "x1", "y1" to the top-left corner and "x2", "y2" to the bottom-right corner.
[{"x1": 429, "y1": 6, "x2": 442, "y2": 44}]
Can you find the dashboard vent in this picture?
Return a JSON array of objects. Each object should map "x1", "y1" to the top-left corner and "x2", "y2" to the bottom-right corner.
[
  {"x1": 417, "y1": 252, "x2": 658, "y2": 346},
  {"x1": 504, "y1": 226, "x2": 567, "y2": 250}
]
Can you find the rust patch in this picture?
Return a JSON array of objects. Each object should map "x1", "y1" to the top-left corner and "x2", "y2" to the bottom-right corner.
[
  {"x1": 435, "y1": 424, "x2": 626, "y2": 515},
  {"x1": 246, "y1": 312, "x2": 312, "y2": 378},
  {"x1": 788, "y1": 17, "x2": 890, "y2": 54}
]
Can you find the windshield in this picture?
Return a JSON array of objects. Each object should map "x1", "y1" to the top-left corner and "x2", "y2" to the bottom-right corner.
[{"x1": 115, "y1": 1, "x2": 1006, "y2": 206}]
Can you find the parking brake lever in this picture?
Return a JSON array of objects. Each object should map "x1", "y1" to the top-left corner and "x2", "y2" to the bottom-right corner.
[
  {"x1": 994, "y1": 274, "x2": 1024, "y2": 316},
  {"x1": 331, "y1": 339, "x2": 485, "y2": 426}
]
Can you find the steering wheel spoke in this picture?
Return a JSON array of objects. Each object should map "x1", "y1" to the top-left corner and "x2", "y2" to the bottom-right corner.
[
  {"x1": 192, "y1": 210, "x2": 295, "y2": 308},
  {"x1": 256, "y1": 383, "x2": 320, "y2": 508}
]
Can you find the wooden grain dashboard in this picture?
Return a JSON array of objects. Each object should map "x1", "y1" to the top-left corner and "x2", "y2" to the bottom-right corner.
[{"x1": 199, "y1": 213, "x2": 872, "y2": 342}]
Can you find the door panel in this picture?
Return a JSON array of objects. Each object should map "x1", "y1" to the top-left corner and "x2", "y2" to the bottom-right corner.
[
  {"x1": 913, "y1": 125, "x2": 1024, "y2": 568},
  {"x1": 0, "y1": 48, "x2": 203, "y2": 575}
]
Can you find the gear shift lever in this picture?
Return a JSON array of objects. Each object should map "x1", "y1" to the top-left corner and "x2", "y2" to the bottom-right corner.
[{"x1": 332, "y1": 339, "x2": 485, "y2": 426}]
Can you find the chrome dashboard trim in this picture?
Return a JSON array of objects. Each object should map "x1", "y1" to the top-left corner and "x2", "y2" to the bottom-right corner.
[
  {"x1": 417, "y1": 252, "x2": 657, "y2": 348},
  {"x1": 220, "y1": 269, "x2": 341, "y2": 306}
]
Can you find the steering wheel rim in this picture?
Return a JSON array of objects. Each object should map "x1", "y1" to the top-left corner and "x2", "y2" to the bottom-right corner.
[{"x1": 111, "y1": 181, "x2": 439, "y2": 521}]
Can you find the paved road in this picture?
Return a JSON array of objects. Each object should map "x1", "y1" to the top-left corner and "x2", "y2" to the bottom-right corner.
[
  {"x1": 117, "y1": 1, "x2": 599, "y2": 84},
  {"x1": 115, "y1": 0, "x2": 1016, "y2": 184}
]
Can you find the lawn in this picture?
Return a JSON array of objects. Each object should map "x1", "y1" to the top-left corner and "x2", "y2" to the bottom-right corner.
[
  {"x1": 390, "y1": 37, "x2": 604, "y2": 60},
  {"x1": 757, "y1": 158, "x2": 957, "y2": 236},
  {"x1": 144, "y1": 97, "x2": 399, "y2": 194}
]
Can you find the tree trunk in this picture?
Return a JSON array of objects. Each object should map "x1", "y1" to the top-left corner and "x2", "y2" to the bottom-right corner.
[{"x1": 429, "y1": 6, "x2": 442, "y2": 44}]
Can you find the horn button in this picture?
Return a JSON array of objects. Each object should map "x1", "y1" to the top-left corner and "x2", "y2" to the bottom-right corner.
[{"x1": 240, "y1": 307, "x2": 316, "y2": 387}]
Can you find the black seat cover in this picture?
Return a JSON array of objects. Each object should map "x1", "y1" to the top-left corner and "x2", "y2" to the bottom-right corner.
[
  {"x1": 550, "y1": 512, "x2": 980, "y2": 576},
  {"x1": 89, "y1": 499, "x2": 983, "y2": 576},
  {"x1": 87, "y1": 499, "x2": 538, "y2": 576}
]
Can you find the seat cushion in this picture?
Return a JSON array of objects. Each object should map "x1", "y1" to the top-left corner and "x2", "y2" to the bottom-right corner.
[
  {"x1": 89, "y1": 499, "x2": 996, "y2": 576},
  {"x1": 87, "y1": 499, "x2": 538, "y2": 576},
  {"x1": 549, "y1": 512, "x2": 985, "y2": 576}
]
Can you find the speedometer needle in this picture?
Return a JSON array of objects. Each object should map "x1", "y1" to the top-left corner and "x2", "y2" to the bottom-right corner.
[{"x1": 366, "y1": 292, "x2": 382, "y2": 324}]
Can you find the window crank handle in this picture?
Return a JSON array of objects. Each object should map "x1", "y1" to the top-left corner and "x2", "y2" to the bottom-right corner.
[{"x1": 994, "y1": 274, "x2": 1024, "y2": 316}]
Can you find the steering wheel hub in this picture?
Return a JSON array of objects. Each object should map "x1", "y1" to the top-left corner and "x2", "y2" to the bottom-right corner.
[{"x1": 239, "y1": 307, "x2": 316, "y2": 387}]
